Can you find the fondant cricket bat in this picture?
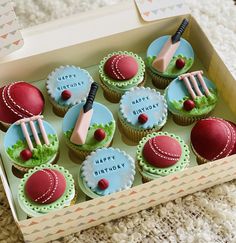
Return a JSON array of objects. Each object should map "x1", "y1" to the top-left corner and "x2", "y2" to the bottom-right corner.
[
  {"x1": 70, "y1": 82, "x2": 99, "y2": 145},
  {"x1": 152, "y1": 18, "x2": 189, "y2": 73}
]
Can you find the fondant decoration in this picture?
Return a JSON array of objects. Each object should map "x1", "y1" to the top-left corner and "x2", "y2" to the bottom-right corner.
[
  {"x1": 81, "y1": 148, "x2": 135, "y2": 196},
  {"x1": 16, "y1": 116, "x2": 49, "y2": 151},
  {"x1": 98, "y1": 178, "x2": 109, "y2": 190},
  {"x1": 179, "y1": 70, "x2": 210, "y2": 100},
  {"x1": 191, "y1": 118, "x2": 236, "y2": 161},
  {"x1": 104, "y1": 54, "x2": 138, "y2": 81},
  {"x1": 152, "y1": 19, "x2": 189, "y2": 72},
  {"x1": 0, "y1": 81, "x2": 44, "y2": 124},
  {"x1": 143, "y1": 135, "x2": 182, "y2": 168},
  {"x1": 70, "y1": 82, "x2": 99, "y2": 145},
  {"x1": 20, "y1": 149, "x2": 32, "y2": 161},
  {"x1": 25, "y1": 169, "x2": 66, "y2": 204},
  {"x1": 61, "y1": 90, "x2": 71, "y2": 100},
  {"x1": 175, "y1": 58, "x2": 185, "y2": 69},
  {"x1": 138, "y1": 113, "x2": 148, "y2": 124},
  {"x1": 119, "y1": 87, "x2": 167, "y2": 129},
  {"x1": 183, "y1": 99, "x2": 195, "y2": 111},
  {"x1": 94, "y1": 128, "x2": 106, "y2": 141},
  {"x1": 46, "y1": 65, "x2": 93, "y2": 106}
]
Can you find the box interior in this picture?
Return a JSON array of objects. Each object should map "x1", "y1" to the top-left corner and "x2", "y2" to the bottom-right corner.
[{"x1": 0, "y1": 14, "x2": 236, "y2": 224}]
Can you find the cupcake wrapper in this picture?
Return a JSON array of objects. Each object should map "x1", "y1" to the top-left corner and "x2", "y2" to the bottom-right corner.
[
  {"x1": 172, "y1": 112, "x2": 211, "y2": 126},
  {"x1": 100, "y1": 75, "x2": 146, "y2": 103},
  {"x1": 118, "y1": 117, "x2": 163, "y2": 143},
  {"x1": 190, "y1": 142, "x2": 209, "y2": 165},
  {"x1": 0, "y1": 120, "x2": 10, "y2": 132},
  {"x1": 147, "y1": 68, "x2": 173, "y2": 89},
  {"x1": 48, "y1": 95, "x2": 69, "y2": 117}
]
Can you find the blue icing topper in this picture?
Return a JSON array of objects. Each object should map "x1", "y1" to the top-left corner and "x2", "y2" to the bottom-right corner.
[
  {"x1": 62, "y1": 102, "x2": 114, "y2": 133},
  {"x1": 147, "y1": 35, "x2": 194, "y2": 76},
  {"x1": 81, "y1": 148, "x2": 135, "y2": 196},
  {"x1": 119, "y1": 87, "x2": 167, "y2": 129},
  {"x1": 46, "y1": 65, "x2": 93, "y2": 106},
  {"x1": 4, "y1": 120, "x2": 57, "y2": 149}
]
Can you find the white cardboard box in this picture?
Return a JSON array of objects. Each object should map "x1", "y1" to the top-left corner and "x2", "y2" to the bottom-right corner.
[{"x1": 0, "y1": 1, "x2": 236, "y2": 242}]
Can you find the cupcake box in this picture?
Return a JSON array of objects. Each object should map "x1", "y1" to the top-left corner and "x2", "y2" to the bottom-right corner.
[{"x1": 0, "y1": 2, "x2": 236, "y2": 243}]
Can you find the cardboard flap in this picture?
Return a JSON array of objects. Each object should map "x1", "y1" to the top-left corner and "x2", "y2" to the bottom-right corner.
[
  {"x1": 0, "y1": 0, "x2": 23, "y2": 58},
  {"x1": 135, "y1": 0, "x2": 190, "y2": 22}
]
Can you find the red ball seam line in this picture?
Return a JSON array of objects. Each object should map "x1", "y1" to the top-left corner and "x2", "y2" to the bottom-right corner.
[
  {"x1": 111, "y1": 55, "x2": 123, "y2": 80},
  {"x1": 148, "y1": 139, "x2": 179, "y2": 161},
  {"x1": 7, "y1": 82, "x2": 34, "y2": 116},
  {"x1": 115, "y1": 55, "x2": 126, "y2": 80},
  {"x1": 34, "y1": 169, "x2": 53, "y2": 202}
]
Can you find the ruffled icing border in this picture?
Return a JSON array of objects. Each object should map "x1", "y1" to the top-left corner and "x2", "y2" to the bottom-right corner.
[
  {"x1": 18, "y1": 164, "x2": 75, "y2": 214},
  {"x1": 98, "y1": 51, "x2": 145, "y2": 88},
  {"x1": 119, "y1": 86, "x2": 168, "y2": 129},
  {"x1": 81, "y1": 147, "x2": 135, "y2": 196},
  {"x1": 46, "y1": 65, "x2": 93, "y2": 106},
  {"x1": 136, "y1": 132, "x2": 190, "y2": 176}
]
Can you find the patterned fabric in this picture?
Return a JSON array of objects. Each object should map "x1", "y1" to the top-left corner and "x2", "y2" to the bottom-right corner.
[{"x1": 0, "y1": 0, "x2": 235, "y2": 242}]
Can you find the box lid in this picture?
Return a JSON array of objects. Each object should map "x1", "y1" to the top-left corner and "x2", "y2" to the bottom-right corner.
[
  {"x1": 0, "y1": 0, "x2": 23, "y2": 58},
  {"x1": 134, "y1": 0, "x2": 190, "y2": 22}
]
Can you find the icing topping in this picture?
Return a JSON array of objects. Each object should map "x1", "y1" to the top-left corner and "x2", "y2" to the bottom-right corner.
[
  {"x1": 46, "y1": 65, "x2": 93, "y2": 106},
  {"x1": 0, "y1": 81, "x2": 44, "y2": 124},
  {"x1": 191, "y1": 118, "x2": 236, "y2": 161},
  {"x1": 81, "y1": 148, "x2": 135, "y2": 196},
  {"x1": 104, "y1": 54, "x2": 138, "y2": 80},
  {"x1": 25, "y1": 169, "x2": 66, "y2": 204},
  {"x1": 119, "y1": 87, "x2": 167, "y2": 129},
  {"x1": 143, "y1": 135, "x2": 182, "y2": 168}
]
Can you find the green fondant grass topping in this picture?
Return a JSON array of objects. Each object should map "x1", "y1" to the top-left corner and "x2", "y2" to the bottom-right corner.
[
  {"x1": 7, "y1": 134, "x2": 59, "y2": 168},
  {"x1": 170, "y1": 89, "x2": 217, "y2": 116},
  {"x1": 64, "y1": 122, "x2": 115, "y2": 151},
  {"x1": 146, "y1": 54, "x2": 193, "y2": 78}
]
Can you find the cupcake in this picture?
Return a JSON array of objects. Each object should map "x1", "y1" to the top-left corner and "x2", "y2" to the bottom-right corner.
[
  {"x1": 98, "y1": 51, "x2": 146, "y2": 103},
  {"x1": 191, "y1": 117, "x2": 236, "y2": 164},
  {"x1": 63, "y1": 102, "x2": 116, "y2": 161},
  {"x1": 4, "y1": 116, "x2": 59, "y2": 175},
  {"x1": 146, "y1": 19, "x2": 194, "y2": 89},
  {"x1": 136, "y1": 132, "x2": 190, "y2": 182},
  {"x1": 46, "y1": 65, "x2": 93, "y2": 117},
  {"x1": 0, "y1": 81, "x2": 45, "y2": 132},
  {"x1": 18, "y1": 164, "x2": 75, "y2": 217},
  {"x1": 78, "y1": 147, "x2": 135, "y2": 198},
  {"x1": 165, "y1": 70, "x2": 218, "y2": 126},
  {"x1": 118, "y1": 87, "x2": 168, "y2": 143}
]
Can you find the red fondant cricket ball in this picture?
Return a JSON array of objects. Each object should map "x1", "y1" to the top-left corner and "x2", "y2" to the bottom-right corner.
[
  {"x1": 25, "y1": 169, "x2": 66, "y2": 204},
  {"x1": 183, "y1": 99, "x2": 195, "y2": 111},
  {"x1": 138, "y1": 113, "x2": 148, "y2": 124},
  {"x1": 104, "y1": 54, "x2": 138, "y2": 80},
  {"x1": 94, "y1": 128, "x2": 106, "y2": 141},
  {"x1": 0, "y1": 82, "x2": 45, "y2": 124},
  {"x1": 98, "y1": 178, "x2": 109, "y2": 190},
  {"x1": 175, "y1": 58, "x2": 185, "y2": 69},
  {"x1": 61, "y1": 90, "x2": 71, "y2": 100},
  {"x1": 191, "y1": 118, "x2": 236, "y2": 161},
  {"x1": 20, "y1": 149, "x2": 33, "y2": 161},
  {"x1": 143, "y1": 135, "x2": 182, "y2": 168}
]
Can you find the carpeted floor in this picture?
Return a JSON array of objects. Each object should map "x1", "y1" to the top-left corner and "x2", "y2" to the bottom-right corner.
[{"x1": 0, "y1": 0, "x2": 236, "y2": 242}]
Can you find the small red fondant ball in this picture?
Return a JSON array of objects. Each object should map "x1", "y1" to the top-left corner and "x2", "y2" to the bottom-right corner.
[
  {"x1": 138, "y1": 113, "x2": 148, "y2": 124},
  {"x1": 61, "y1": 90, "x2": 71, "y2": 100},
  {"x1": 183, "y1": 99, "x2": 195, "y2": 111},
  {"x1": 98, "y1": 178, "x2": 109, "y2": 190},
  {"x1": 175, "y1": 58, "x2": 185, "y2": 69},
  {"x1": 20, "y1": 149, "x2": 33, "y2": 161},
  {"x1": 94, "y1": 128, "x2": 106, "y2": 141}
]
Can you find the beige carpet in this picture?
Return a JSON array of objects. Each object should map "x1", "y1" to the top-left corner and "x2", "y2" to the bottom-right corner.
[{"x1": 1, "y1": 0, "x2": 236, "y2": 242}]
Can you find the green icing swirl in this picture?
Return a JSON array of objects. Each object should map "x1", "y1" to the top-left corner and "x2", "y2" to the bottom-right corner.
[
  {"x1": 136, "y1": 132, "x2": 190, "y2": 177},
  {"x1": 64, "y1": 122, "x2": 115, "y2": 151},
  {"x1": 146, "y1": 54, "x2": 193, "y2": 78},
  {"x1": 169, "y1": 90, "x2": 217, "y2": 117},
  {"x1": 99, "y1": 51, "x2": 145, "y2": 93},
  {"x1": 7, "y1": 134, "x2": 59, "y2": 168}
]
